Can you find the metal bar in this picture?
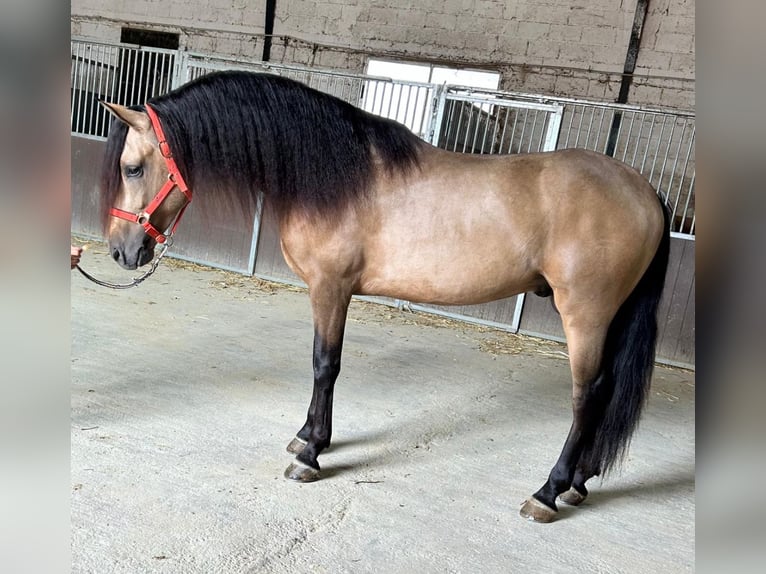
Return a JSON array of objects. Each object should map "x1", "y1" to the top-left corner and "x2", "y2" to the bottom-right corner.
[
  {"x1": 532, "y1": 109, "x2": 543, "y2": 152},
  {"x1": 247, "y1": 194, "x2": 265, "y2": 275},
  {"x1": 103, "y1": 46, "x2": 116, "y2": 123},
  {"x1": 129, "y1": 49, "x2": 140, "y2": 104},
  {"x1": 114, "y1": 48, "x2": 126, "y2": 105},
  {"x1": 573, "y1": 104, "x2": 585, "y2": 147},
  {"x1": 648, "y1": 114, "x2": 669, "y2": 186},
  {"x1": 95, "y1": 44, "x2": 107, "y2": 136},
  {"x1": 630, "y1": 112, "x2": 648, "y2": 167},
  {"x1": 452, "y1": 100, "x2": 465, "y2": 152},
  {"x1": 384, "y1": 82, "x2": 395, "y2": 119},
  {"x1": 668, "y1": 121, "x2": 690, "y2": 225},
  {"x1": 439, "y1": 94, "x2": 561, "y2": 113},
  {"x1": 84, "y1": 47, "x2": 95, "y2": 136},
  {"x1": 507, "y1": 107, "x2": 520, "y2": 153},
  {"x1": 426, "y1": 87, "x2": 439, "y2": 137},
  {"x1": 166, "y1": 52, "x2": 175, "y2": 93},
  {"x1": 371, "y1": 80, "x2": 382, "y2": 115},
  {"x1": 611, "y1": 108, "x2": 626, "y2": 156},
  {"x1": 678, "y1": 152, "x2": 695, "y2": 234},
  {"x1": 461, "y1": 101, "x2": 474, "y2": 153},
  {"x1": 71, "y1": 42, "x2": 82, "y2": 132},
  {"x1": 498, "y1": 106, "x2": 511, "y2": 153},
  {"x1": 656, "y1": 118, "x2": 677, "y2": 197},
  {"x1": 127, "y1": 47, "x2": 137, "y2": 103},
  {"x1": 639, "y1": 113, "x2": 657, "y2": 173},
  {"x1": 562, "y1": 106, "x2": 575, "y2": 148},
  {"x1": 392, "y1": 83, "x2": 403, "y2": 124},
  {"x1": 478, "y1": 106, "x2": 492, "y2": 154},
  {"x1": 69, "y1": 42, "x2": 77, "y2": 130},
  {"x1": 689, "y1": 205, "x2": 695, "y2": 236},
  {"x1": 488, "y1": 104, "x2": 501, "y2": 154},
  {"x1": 366, "y1": 80, "x2": 378, "y2": 113},
  {"x1": 420, "y1": 87, "x2": 432, "y2": 136},
  {"x1": 407, "y1": 86, "x2": 423, "y2": 134},
  {"x1": 172, "y1": 50, "x2": 184, "y2": 88},
  {"x1": 412, "y1": 87, "x2": 424, "y2": 136},
  {"x1": 429, "y1": 86, "x2": 447, "y2": 146},
  {"x1": 620, "y1": 112, "x2": 636, "y2": 162},
  {"x1": 441, "y1": 96, "x2": 456, "y2": 147},
  {"x1": 517, "y1": 108, "x2": 529, "y2": 152},
  {"x1": 400, "y1": 84, "x2": 412, "y2": 128},
  {"x1": 543, "y1": 106, "x2": 563, "y2": 152},
  {"x1": 585, "y1": 108, "x2": 598, "y2": 149},
  {"x1": 595, "y1": 107, "x2": 606, "y2": 152},
  {"x1": 470, "y1": 104, "x2": 483, "y2": 153},
  {"x1": 143, "y1": 51, "x2": 153, "y2": 102},
  {"x1": 534, "y1": 109, "x2": 545, "y2": 152},
  {"x1": 511, "y1": 293, "x2": 526, "y2": 332},
  {"x1": 361, "y1": 78, "x2": 372, "y2": 111},
  {"x1": 414, "y1": 87, "x2": 425, "y2": 136}
]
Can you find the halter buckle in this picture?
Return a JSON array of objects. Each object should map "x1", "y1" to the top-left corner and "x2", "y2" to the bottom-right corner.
[{"x1": 158, "y1": 140, "x2": 173, "y2": 158}]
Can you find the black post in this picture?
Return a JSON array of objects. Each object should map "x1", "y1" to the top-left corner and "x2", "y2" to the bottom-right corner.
[
  {"x1": 262, "y1": 0, "x2": 277, "y2": 62},
  {"x1": 605, "y1": 0, "x2": 650, "y2": 157}
]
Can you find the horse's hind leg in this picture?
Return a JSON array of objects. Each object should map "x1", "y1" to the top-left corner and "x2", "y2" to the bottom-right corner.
[
  {"x1": 559, "y1": 463, "x2": 600, "y2": 506},
  {"x1": 520, "y1": 317, "x2": 611, "y2": 523},
  {"x1": 284, "y1": 284, "x2": 351, "y2": 482}
]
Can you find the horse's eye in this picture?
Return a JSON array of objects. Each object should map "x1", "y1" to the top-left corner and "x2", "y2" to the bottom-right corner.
[{"x1": 124, "y1": 165, "x2": 143, "y2": 178}]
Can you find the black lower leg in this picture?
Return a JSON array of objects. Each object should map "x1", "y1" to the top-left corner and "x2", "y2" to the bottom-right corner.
[
  {"x1": 532, "y1": 428, "x2": 582, "y2": 511},
  {"x1": 296, "y1": 400, "x2": 316, "y2": 443},
  {"x1": 533, "y1": 372, "x2": 611, "y2": 510},
  {"x1": 295, "y1": 332, "x2": 341, "y2": 471},
  {"x1": 570, "y1": 463, "x2": 601, "y2": 497}
]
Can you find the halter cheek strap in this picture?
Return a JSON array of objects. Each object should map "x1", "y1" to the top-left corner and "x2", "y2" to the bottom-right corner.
[{"x1": 109, "y1": 103, "x2": 192, "y2": 244}]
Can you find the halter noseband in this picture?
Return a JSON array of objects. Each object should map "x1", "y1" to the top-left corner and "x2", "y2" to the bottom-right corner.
[{"x1": 109, "y1": 103, "x2": 192, "y2": 244}]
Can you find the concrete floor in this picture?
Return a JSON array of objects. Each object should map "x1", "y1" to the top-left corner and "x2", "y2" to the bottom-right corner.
[{"x1": 71, "y1": 245, "x2": 695, "y2": 574}]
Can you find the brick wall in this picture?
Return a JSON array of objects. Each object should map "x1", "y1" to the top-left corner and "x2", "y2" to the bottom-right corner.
[{"x1": 71, "y1": 0, "x2": 694, "y2": 109}]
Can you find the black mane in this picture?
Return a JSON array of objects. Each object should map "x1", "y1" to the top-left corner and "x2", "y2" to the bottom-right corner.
[{"x1": 101, "y1": 70, "x2": 423, "y2": 229}]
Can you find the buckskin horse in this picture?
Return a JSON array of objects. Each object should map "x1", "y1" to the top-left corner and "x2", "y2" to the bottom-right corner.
[{"x1": 98, "y1": 70, "x2": 669, "y2": 522}]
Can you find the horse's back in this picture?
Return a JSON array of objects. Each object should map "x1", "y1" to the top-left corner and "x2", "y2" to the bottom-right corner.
[
  {"x1": 280, "y1": 147, "x2": 664, "y2": 307},
  {"x1": 352, "y1": 147, "x2": 663, "y2": 304}
]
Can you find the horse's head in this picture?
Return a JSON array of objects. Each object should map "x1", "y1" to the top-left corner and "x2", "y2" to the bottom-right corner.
[{"x1": 100, "y1": 103, "x2": 191, "y2": 270}]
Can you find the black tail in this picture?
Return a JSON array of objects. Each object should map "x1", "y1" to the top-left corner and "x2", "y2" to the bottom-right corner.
[{"x1": 582, "y1": 199, "x2": 671, "y2": 475}]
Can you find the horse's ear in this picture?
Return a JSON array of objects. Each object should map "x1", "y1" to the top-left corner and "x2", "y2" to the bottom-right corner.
[{"x1": 99, "y1": 101, "x2": 151, "y2": 133}]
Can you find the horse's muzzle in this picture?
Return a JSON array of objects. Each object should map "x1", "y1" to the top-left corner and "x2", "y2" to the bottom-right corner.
[{"x1": 110, "y1": 235, "x2": 155, "y2": 270}]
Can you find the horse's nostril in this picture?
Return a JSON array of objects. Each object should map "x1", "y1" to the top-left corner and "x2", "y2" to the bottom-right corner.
[{"x1": 112, "y1": 248, "x2": 120, "y2": 262}]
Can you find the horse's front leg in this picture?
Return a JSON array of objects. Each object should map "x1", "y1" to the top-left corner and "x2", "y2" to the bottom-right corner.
[{"x1": 284, "y1": 286, "x2": 350, "y2": 482}]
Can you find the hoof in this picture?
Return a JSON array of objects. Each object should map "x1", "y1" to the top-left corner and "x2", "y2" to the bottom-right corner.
[
  {"x1": 284, "y1": 460, "x2": 321, "y2": 483},
  {"x1": 559, "y1": 487, "x2": 587, "y2": 506},
  {"x1": 519, "y1": 497, "x2": 558, "y2": 523},
  {"x1": 286, "y1": 437, "x2": 307, "y2": 455}
]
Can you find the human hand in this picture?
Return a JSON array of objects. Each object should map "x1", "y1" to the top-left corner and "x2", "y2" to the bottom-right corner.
[{"x1": 71, "y1": 245, "x2": 83, "y2": 269}]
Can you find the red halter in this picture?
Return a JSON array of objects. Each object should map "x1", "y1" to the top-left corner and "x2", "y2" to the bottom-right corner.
[{"x1": 109, "y1": 103, "x2": 192, "y2": 244}]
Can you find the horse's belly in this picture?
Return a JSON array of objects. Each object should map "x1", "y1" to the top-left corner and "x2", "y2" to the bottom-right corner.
[{"x1": 359, "y1": 242, "x2": 537, "y2": 305}]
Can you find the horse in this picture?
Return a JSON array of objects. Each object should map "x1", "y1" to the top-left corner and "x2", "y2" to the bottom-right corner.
[{"x1": 99, "y1": 70, "x2": 669, "y2": 523}]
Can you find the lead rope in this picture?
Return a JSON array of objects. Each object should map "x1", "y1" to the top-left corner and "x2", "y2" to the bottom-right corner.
[{"x1": 75, "y1": 239, "x2": 171, "y2": 290}]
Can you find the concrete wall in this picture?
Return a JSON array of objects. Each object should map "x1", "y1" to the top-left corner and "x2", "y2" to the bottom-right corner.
[{"x1": 71, "y1": 0, "x2": 694, "y2": 110}]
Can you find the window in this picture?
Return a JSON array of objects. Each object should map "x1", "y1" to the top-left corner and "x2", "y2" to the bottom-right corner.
[
  {"x1": 362, "y1": 58, "x2": 500, "y2": 138},
  {"x1": 366, "y1": 59, "x2": 499, "y2": 90},
  {"x1": 120, "y1": 28, "x2": 179, "y2": 50}
]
